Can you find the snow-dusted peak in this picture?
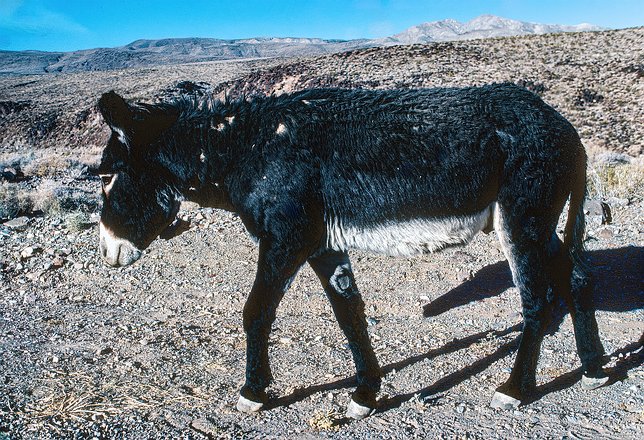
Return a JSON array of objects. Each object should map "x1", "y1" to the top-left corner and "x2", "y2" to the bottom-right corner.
[{"x1": 387, "y1": 14, "x2": 606, "y2": 45}]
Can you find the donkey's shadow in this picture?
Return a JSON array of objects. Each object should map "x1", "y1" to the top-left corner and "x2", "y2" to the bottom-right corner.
[
  {"x1": 423, "y1": 245, "x2": 643, "y2": 327},
  {"x1": 268, "y1": 246, "x2": 643, "y2": 411}
]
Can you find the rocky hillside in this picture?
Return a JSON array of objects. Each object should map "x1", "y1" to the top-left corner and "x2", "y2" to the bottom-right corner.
[
  {"x1": 213, "y1": 27, "x2": 644, "y2": 157},
  {"x1": 0, "y1": 27, "x2": 641, "y2": 174},
  {"x1": 0, "y1": 37, "x2": 370, "y2": 75}
]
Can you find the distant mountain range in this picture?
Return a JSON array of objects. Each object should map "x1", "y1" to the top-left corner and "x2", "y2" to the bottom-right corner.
[
  {"x1": 0, "y1": 15, "x2": 605, "y2": 75},
  {"x1": 382, "y1": 14, "x2": 604, "y2": 44}
]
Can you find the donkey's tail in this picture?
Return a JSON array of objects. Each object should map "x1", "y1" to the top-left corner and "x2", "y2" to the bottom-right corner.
[{"x1": 563, "y1": 146, "x2": 589, "y2": 273}]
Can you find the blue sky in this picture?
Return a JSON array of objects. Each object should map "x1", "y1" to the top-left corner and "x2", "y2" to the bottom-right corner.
[{"x1": 1, "y1": 0, "x2": 642, "y2": 52}]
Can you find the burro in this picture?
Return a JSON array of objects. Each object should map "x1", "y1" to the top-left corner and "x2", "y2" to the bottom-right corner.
[{"x1": 96, "y1": 84, "x2": 608, "y2": 419}]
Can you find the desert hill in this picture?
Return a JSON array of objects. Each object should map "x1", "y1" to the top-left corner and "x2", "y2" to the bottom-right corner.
[
  {"x1": 0, "y1": 26, "x2": 641, "y2": 180},
  {"x1": 0, "y1": 15, "x2": 604, "y2": 75}
]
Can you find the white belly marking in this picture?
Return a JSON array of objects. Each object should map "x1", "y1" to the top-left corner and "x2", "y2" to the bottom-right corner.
[{"x1": 326, "y1": 205, "x2": 493, "y2": 256}]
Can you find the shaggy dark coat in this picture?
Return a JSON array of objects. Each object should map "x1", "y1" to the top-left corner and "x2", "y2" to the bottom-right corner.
[{"x1": 97, "y1": 84, "x2": 606, "y2": 415}]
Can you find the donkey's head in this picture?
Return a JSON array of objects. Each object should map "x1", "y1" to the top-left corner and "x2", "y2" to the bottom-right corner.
[{"x1": 97, "y1": 91, "x2": 181, "y2": 267}]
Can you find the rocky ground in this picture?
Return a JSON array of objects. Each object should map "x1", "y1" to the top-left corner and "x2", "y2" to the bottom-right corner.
[
  {"x1": 0, "y1": 197, "x2": 642, "y2": 439},
  {"x1": 0, "y1": 28, "x2": 643, "y2": 439}
]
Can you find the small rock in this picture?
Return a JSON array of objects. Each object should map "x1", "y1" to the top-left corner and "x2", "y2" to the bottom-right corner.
[
  {"x1": 96, "y1": 347, "x2": 113, "y2": 356},
  {"x1": 73, "y1": 262, "x2": 84, "y2": 270},
  {"x1": 51, "y1": 256, "x2": 65, "y2": 269},
  {"x1": 597, "y1": 228, "x2": 615, "y2": 239},
  {"x1": 366, "y1": 317, "x2": 379, "y2": 326},
  {"x1": 455, "y1": 267, "x2": 473, "y2": 282},
  {"x1": 23, "y1": 291, "x2": 37, "y2": 304},
  {"x1": 3, "y1": 216, "x2": 29, "y2": 231},
  {"x1": 584, "y1": 199, "x2": 611, "y2": 224},
  {"x1": 1, "y1": 167, "x2": 21, "y2": 182},
  {"x1": 190, "y1": 418, "x2": 219, "y2": 436},
  {"x1": 21, "y1": 246, "x2": 41, "y2": 260},
  {"x1": 607, "y1": 196, "x2": 629, "y2": 207}
]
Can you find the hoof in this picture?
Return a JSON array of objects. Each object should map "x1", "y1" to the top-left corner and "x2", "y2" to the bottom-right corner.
[
  {"x1": 490, "y1": 391, "x2": 521, "y2": 410},
  {"x1": 346, "y1": 399, "x2": 376, "y2": 420},
  {"x1": 581, "y1": 374, "x2": 609, "y2": 390},
  {"x1": 236, "y1": 395, "x2": 264, "y2": 413}
]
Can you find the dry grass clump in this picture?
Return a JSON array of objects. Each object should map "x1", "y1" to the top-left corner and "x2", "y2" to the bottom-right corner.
[
  {"x1": 308, "y1": 409, "x2": 344, "y2": 431},
  {"x1": 17, "y1": 372, "x2": 208, "y2": 431},
  {"x1": 0, "y1": 152, "x2": 36, "y2": 171},
  {"x1": 22, "y1": 155, "x2": 72, "y2": 178},
  {"x1": 588, "y1": 159, "x2": 644, "y2": 201},
  {"x1": 21, "y1": 152, "x2": 100, "y2": 178},
  {"x1": 31, "y1": 179, "x2": 64, "y2": 216},
  {"x1": 64, "y1": 211, "x2": 92, "y2": 232},
  {"x1": 0, "y1": 180, "x2": 100, "y2": 220},
  {"x1": 0, "y1": 181, "x2": 33, "y2": 219}
]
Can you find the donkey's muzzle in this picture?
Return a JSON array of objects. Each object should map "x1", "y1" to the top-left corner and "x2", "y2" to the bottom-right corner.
[{"x1": 99, "y1": 222, "x2": 142, "y2": 267}]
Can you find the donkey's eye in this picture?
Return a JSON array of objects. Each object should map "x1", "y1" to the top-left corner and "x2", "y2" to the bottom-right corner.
[{"x1": 100, "y1": 174, "x2": 115, "y2": 187}]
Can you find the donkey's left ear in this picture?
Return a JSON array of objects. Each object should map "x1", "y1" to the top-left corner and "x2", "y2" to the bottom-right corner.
[{"x1": 98, "y1": 91, "x2": 133, "y2": 133}]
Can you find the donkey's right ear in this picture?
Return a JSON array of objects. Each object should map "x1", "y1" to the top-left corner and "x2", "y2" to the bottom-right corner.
[{"x1": 98, "y1": 91, "x2": 133, "y2": 133}]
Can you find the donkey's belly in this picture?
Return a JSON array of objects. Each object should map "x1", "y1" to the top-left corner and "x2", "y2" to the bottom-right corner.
[{"x1": 326, "y1": 204, "x2": 494, "y2": 257}]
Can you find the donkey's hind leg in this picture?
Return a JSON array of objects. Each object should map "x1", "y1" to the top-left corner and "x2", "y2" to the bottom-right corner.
[
  {"x1": 491, "y1": 207, "x2": 560, "y2": 409},
  {"x1": 308, "y1": 250, "x2": 382, "y2": 420},
  {"x1": 550, "y1": 238, "x2": 607, "y2": 389}
]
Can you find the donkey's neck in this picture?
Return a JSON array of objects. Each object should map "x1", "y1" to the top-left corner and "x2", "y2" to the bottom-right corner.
[{"x1": 166, "y1": 109, "x2": 240, "y2": 211}]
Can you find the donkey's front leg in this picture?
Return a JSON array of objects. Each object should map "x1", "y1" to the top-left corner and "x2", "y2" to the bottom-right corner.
[
  {"x1": 309, "y1": 251, "x2": 382, "y2": 420},
  {"x1": 237, "y1": 240, "x2": 306, "y2": 413}
]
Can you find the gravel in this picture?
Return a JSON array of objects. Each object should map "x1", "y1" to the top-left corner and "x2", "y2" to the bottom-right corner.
[{"x1": 0, "y1": 192, "x2": 642, "y2": 438}]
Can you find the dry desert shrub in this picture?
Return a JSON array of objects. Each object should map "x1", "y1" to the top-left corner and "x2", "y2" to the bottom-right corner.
[
  {"x1": 588, "y1": 159, "x2": 644, "y2": 201},
  {"x1": 308, "y1": 409, "x2": 344, "y2": 431},
  {"x1": 0, "y1": 181, "x2": 33, "y2": 219},
  {"x1": 21, "y1": 153, "x2": 99, "y2": 178},
  {"x1": 64, "y1": 211, "x2": 91, "y2": 232},
  {"x1": 0, "y1": 152, "x2": 35, "y2": 171},
  {"x1": 31, "y1": 179, "x2": 64, "y2": 216}
]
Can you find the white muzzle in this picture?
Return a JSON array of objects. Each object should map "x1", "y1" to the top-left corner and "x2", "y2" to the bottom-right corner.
[{"x1": 99, "y1": 222, "x2": 142, "y2": 267}]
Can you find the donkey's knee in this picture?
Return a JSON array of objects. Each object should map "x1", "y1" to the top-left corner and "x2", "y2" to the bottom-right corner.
[
  {"x1": 329, "y1": 263, "x2": 355, "y2": 297},
  {"x1": 309, "y1": 251, "x2": 381, "y2": 419}
]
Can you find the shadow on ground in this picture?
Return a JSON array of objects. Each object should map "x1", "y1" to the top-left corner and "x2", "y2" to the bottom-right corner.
[
  {"x1": 268, "y1": 246, "x2": 643, "y2": 412},
  {"x1": 423, "y1": 246, "x2": 643, "y2": 321}
]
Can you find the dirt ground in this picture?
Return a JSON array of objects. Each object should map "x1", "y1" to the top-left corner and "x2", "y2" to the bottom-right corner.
[{"x1": 1, "y1": 193, "x2": 642, "y2": 438}]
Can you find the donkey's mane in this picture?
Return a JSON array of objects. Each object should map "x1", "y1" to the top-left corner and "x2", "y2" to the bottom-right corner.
[{"x1": 162, "y1": 92, "x2": 304, "y2": 123}]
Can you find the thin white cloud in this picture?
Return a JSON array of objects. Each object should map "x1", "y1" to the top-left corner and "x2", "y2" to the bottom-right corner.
[{"x1": 0, "y1": 0, "x2": 88, "y2": 35}]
